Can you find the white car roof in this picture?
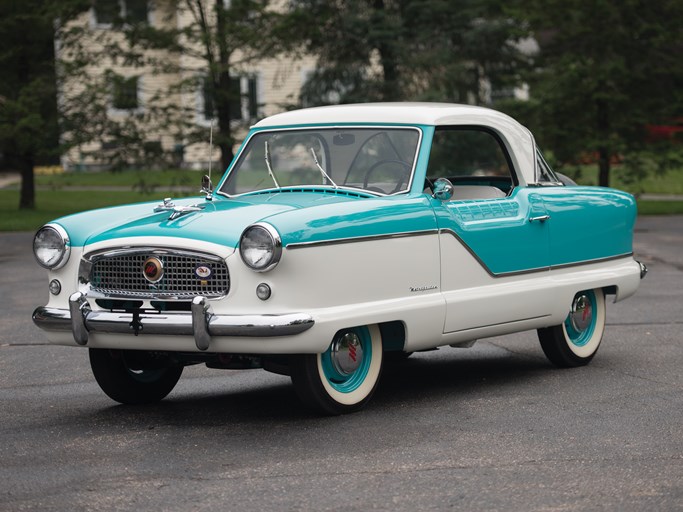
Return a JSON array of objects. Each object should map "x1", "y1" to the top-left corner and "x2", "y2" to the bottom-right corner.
[{"x1": 253, "y1": 103, "x2": 537, "y2": 186}]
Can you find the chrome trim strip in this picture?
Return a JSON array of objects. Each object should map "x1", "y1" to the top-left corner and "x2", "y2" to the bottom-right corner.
[
  {"x1": 550, "y1": 253, "x2": 635, "y2": 271},
  {"x1": 446, "y1": 315, "x2": 552, "y2": 334},
  {"x1": 33, "y1": 295, "x2": 315, "y2": 349},
  {"x1": 84, "y1": 247, "x2": 226, "y2": 264},
  {"x1": 286, "y1": 229, "x2": 439, "y2": 250},
  {"x1": 439, "y1": 228, "x2": 634, "y2": 278}
]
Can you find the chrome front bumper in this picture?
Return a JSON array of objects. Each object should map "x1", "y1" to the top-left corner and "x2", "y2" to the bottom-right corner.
[{"x1": 32, "y1": 292, "x2": 315, "y2": 351}]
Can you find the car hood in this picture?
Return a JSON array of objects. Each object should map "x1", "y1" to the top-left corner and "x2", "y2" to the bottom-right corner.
[{"x1": 54, "y1": 192, "x2": 366, "y2": 249}]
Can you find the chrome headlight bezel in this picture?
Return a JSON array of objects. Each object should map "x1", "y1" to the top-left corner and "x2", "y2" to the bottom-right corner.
[
  {"x1": 33, "y1": 224, "x2": 71, "y2": 270},
  {"x1": 239, "y1": 222, "x2": 282, "y2": 272}
]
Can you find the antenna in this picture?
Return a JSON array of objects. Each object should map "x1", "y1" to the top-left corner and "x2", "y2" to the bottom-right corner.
[
  {"x1": 202, "y1": 121, "x2": 215, "y2": 201},
  {"x1": 208, "y1": 120, "x2": 214, "y2": 184}
]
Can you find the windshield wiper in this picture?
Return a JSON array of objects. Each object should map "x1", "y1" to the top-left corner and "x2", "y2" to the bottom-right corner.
[
  {"x1": 264, "y1": 141, "x2": 281, "y2": 189},
  {"x1": 309, "y1": 148, "x2": 338, "y2": 188}
]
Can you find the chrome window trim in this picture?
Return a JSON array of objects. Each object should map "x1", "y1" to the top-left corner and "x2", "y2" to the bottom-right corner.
[{"x1": 216, "y1": 125, "x2": 423, "y2": 199}]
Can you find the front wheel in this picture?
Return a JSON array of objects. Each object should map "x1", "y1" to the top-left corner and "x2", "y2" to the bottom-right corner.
[
  {"x1": 89, "y1": 349, "x2": 183, "y2": 404},
  {"x1": 290, "y1": 325, "x2": 383, "y2": 415},
  {"x1": 537, "y1": 288, "x2": 606, "y2": 367}
]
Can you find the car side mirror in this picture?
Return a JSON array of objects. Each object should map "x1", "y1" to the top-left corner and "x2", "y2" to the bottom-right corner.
[
  {"x1": 432, "y1": 178, "x2": 454, "y2": 201},
  {"x1": 201, "y1": 174, "x2": 213, "y2": 200}
]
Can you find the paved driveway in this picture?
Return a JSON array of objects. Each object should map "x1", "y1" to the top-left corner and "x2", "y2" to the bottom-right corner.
[{"x1": 1, "y1": 217, "x2": 682, "y2": 511}]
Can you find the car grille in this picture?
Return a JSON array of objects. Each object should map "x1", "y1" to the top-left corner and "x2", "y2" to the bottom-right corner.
[{"x1": 86, "y1": 249, "x2": 230, "y2": 299}]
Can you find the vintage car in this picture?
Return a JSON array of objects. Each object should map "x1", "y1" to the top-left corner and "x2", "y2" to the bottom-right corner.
[{"x1": 33, "y1": 103, "x2": 647, "y2": 415}]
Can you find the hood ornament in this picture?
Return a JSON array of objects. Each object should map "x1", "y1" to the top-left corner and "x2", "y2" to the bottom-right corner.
[{"x1": 154, "y1": 197, "x2": 206, "y2": 220}]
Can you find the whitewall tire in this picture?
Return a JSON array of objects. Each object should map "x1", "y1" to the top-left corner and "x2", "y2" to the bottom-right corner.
[
  {"x1": 290, "y1": 324, "x2": 383, "y2": 415},
  {"x1": 537, "y1": 288, "x2": 606, "y2": 367}
]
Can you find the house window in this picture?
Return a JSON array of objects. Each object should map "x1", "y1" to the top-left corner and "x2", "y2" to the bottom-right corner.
[
  {"x1": 93, "y1": 0, "x2": 119, "y2": 25},
  {"x1": 93, "y1": 0, "x2": 149, "y2": 26},
  {"x1": 125, "y1": 0, "x2": 148, "y2": 23},
  {"x1": 112, "y1": 75, "x2": 139, "y2": 110},
  {"x1": 199, "y1": 75, "x2": 259, "y2": 125}
]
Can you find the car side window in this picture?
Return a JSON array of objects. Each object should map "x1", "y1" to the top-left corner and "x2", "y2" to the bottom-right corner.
[{"x1": 427, "y1": 127, "x2": 515, "y2": 199}]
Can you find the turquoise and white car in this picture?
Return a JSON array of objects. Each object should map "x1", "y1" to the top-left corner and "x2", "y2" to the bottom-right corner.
[{"x1": 33, "y1": 103, "x2": 647, "y2": 414}]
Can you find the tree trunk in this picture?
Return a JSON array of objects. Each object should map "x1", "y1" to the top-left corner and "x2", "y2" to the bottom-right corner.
[
  {"x1": 215, "y1": 3, "x2": 234, "y2": 173},
  {"x1": 18, "y1": 156, "x2": 35, "y2": 210},
  {"x1": 596, "y1": 97, "x2": 610, "y2": 187},
  {"x1": 597, "y1": 146, "x2": 610, "y2": 188},
  {"x1": 372, "y1": 0, "x2": 400, "y2": 101}
]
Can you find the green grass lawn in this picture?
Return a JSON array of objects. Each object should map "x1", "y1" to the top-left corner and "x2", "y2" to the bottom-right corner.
[
  {"x1": 635, "y1": 200, "x2": 683, "y2": 215},
  {"x1": 563, "y1": 165, "x2": 683, "y2": 194},
  {"x1": 32, "y1": 168, "x2": 205, "y2": 189},
  {"x1": 0, "y1": 190, "x2": 162, "y2": 231}
]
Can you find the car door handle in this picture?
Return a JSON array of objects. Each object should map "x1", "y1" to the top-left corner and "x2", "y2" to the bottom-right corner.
[{"x1": 529, "y1": 214, "x2": 550, "y2": 223}]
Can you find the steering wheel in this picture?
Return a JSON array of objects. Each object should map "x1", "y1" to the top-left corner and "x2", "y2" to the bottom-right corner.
[{"x1": 363, "y1": 160, "x2": 412, "y2": 194}]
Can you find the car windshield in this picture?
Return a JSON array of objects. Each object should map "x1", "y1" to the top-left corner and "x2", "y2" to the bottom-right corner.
[{"x1": 219, "y1": 127, "x2": 421, "y2": 196}]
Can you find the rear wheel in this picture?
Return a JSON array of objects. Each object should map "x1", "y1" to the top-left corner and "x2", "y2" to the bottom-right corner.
[
  {"x1": 290, "y1": 325, "x2": 383, "y2": 415},
  {"x1": 538, "y1": 289, "x2": 606, "y2": 367},
  {"x1": 89, "y1": 349, "x2": 183, "y2": 404}
]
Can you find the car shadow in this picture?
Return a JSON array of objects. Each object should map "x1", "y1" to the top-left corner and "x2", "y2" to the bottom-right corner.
[{"x1": 81, "y1": 347, "x2": 554, "y2": 428}]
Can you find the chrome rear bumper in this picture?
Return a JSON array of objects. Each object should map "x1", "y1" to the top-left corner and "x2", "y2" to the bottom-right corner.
[{"x1": 32, "y1": 292, "x2": 315, "y2": 351}]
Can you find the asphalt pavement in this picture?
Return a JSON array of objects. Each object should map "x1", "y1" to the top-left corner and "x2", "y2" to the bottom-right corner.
[{"x1": 1, "y1": 217, "x2": 682, "y2": 511}]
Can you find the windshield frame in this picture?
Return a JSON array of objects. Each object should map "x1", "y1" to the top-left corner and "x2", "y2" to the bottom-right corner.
[{"x1": 216, "y1": 125, "x2": 424, "y2": 198}]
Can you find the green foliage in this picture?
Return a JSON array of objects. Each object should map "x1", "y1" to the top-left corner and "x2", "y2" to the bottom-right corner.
[
  {"x1": 0, "y1": 0, "x2": 89, "y2": 208},
  {"x1": 509, "y1": 0, "x2": 683, "y2": 186},
  {"x1": 5, "y1": 0, "x2": 682, "y2": 211},
  {"x1": 0, "y1": 1, "x2": 57, "y2": 208},
  {"x1": 290, "y1": 0, "x2": 530, "y2": 105}
]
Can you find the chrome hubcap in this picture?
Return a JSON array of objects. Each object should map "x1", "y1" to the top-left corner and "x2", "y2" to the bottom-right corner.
[
  {"x1": 569, "y1": 294, "x2": 593, "y2": 333},
  {"x1": 330, "y1": 331, "x2": 363, "y2": 375}
]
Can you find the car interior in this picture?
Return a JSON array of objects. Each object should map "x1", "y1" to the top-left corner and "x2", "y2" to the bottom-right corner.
[{"x1": 425, "y1": 127, "x2": 515, "y2": 199}]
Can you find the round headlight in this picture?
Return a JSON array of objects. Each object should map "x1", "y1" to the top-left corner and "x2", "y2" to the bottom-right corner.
[
  {"x1": 33, "y1": 224, "x2": 70, "y2": 270},
  {"x1": 239, "y1": 223, "x2": 282, "y2": 272}
]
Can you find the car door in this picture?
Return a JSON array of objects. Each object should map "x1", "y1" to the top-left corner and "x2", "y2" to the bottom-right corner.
[{"x1": 427, "y1": 127, "x2": 553, "y2": 334}]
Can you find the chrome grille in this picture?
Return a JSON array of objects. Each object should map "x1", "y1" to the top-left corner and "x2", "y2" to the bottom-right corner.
[{"x1": 87, "y1": 249, "x2": 229, "y2": 299}]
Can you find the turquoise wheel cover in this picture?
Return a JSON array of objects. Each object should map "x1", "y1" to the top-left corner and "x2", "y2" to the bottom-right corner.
[
  {"x1": 564, "y1": 290, "x2": 597, "y2": 347},
  {"x1": 321, "y1": 326, "x2": 372, "y2": 393}
]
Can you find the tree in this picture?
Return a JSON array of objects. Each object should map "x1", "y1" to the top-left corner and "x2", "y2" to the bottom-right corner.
[
  {"x1": 513, "y1": 0, "x2": 683, "y2": 187},
  {"x1": 289, "y1": 0, "x2": 530, "y2": 106},
  {"x1": 0, "y1": 1, "x2": 88, "y2": 209},
  {"x1": 58, "y1": 0, "x2": 285, "y2": 173}
]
